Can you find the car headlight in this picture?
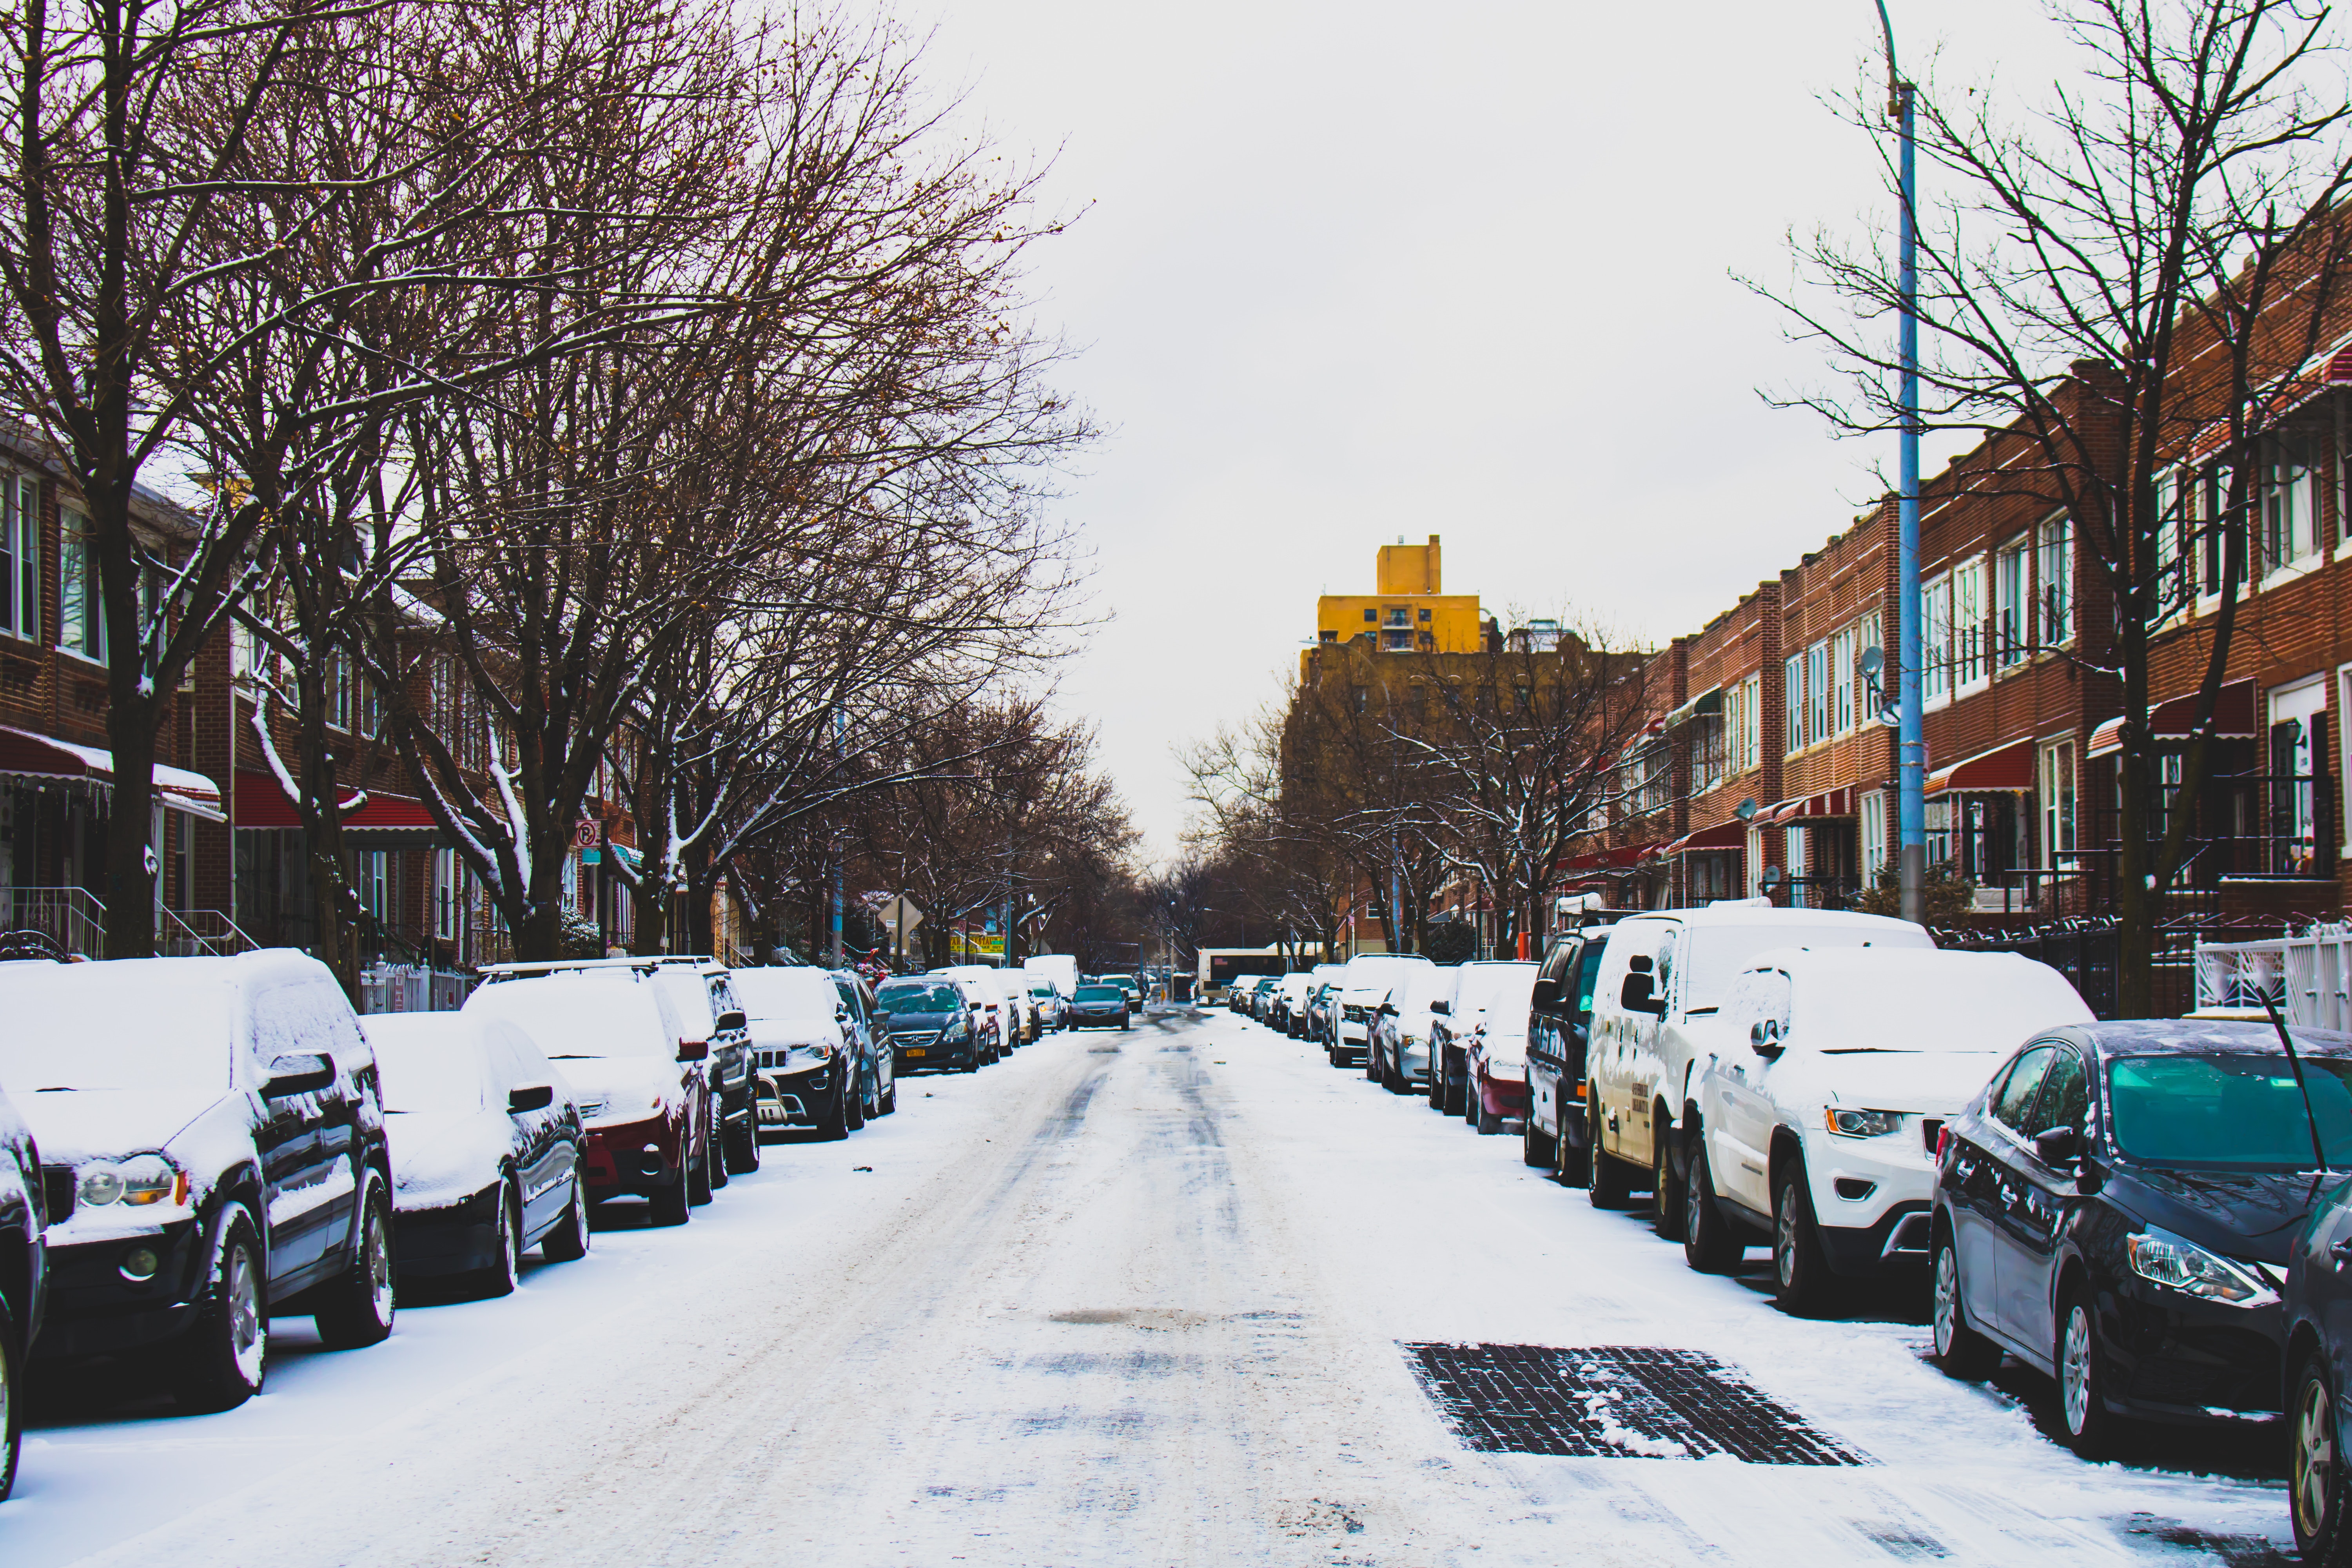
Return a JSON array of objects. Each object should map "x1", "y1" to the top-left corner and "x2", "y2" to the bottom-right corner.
[
  {"x1": 79, "y1": 1154, "x2": 186, "y2": 1208},
  {"x1": 2125, "y1": 1227, "x2": 2270, "y2": 1304},
  {"x1": 1824, "y1": 1107, "x2": 1904, "y2": 1139},
  {"x1": 942, "y1": 1018, "x2": 969, "y2": 1042}
]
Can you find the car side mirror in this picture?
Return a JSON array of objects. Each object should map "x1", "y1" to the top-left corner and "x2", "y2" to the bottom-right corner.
[
  {"x1": 1530, "y1": 978, "x2": 1562, "y2": 1010},
  {"x1": 676, "y1": 1038, "x2": 710, "y2": 1063},
  {"x1": 1619, "y1": 973, "x2": 1657, "y2": 1014},
  {"x1": 1430, "y1": 1000, "x2": 1450, "y2": 1015},
  {"x1": 715, "y1": 1009, "x2": 747, "y2": 1034},
  {"x1": 262, "y1": 1052, "x2": 335, "y2": 1098},
  {"x1": 835, "y1": 1003, "x2": 851, "y2": 1022},
  {"x1": 1749, "y1": 1020, "x2": 1783, "y2": 1060},
  {"x1": 1378, "y1": 1002, "x2": 1399, "y2": 1016},
  {"x1": 2033, "y1": 1125, "x2": 2083, "y2": 1166},
  {"x1": 508, "y1": 1083, "x2": 556, "y2": 1114}
]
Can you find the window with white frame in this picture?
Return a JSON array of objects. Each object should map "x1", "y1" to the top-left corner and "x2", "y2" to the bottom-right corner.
[
  {"x1": 1856, "y1": 610, "x2": 1884, "y2": 720},
  {"x1": 2193, "y1": 463, "x2": 2231, "y2": 598},
  {"x1": 2261, "y1": 432, "x2": 2320, "y2": 574},
  {"x1": 1922, "y1": 574, "x2": 1953, "y2": 703},
  {"x1": 0, "y1": 474, "x2": 35, "y2": 641},
  {"x1": 327, "y1": 647, "x2": 354, "y2": 732},
  {"x1": 2039, "y1": 515, "x2": 2074, "y2": 643},
  {"x1": 1952, "y1": 557, "x2": 1986, "y2": 687},
  {"x1": 1739, "y1": 675, "x2": 1761, "y2": 770},
  {"x1": 432, "y1": 848, "x2": 463, "y2": 941},
  {"x1": 1808, "y1": 641, "x2": 1829, "y2": 742},
  {"x1": 2039, "y1": 739, "x2": 2076, "y2": 867},
  {"x1": 1833, "y1": 626, "x2": 1856, "y2": 733},
  {"x1": 357, "y1": 849, "x2": 388, "y2": 923},
  {"x1": 1784, "y1": 653, "x2": 1804, "y2": 753},
  {"x1": 58, "y1": 506, "x2": 103, "y2": 661},
  {"x1": 1861, "y1": 790, "x2": 1887, "y2": 882},
  {"x1": 2153, "y1": 474, "x2": 2186, "y2": 619},
  {"x1": 1994, "y1": 535, "x2": 2029, "y2": 662}
]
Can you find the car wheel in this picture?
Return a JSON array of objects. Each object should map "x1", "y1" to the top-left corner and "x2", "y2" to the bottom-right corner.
[
  {"x1": 1771, "y1": 1164, "x2": 1835, "y2": 1316},
  {"x1": 1554, "y1": 1113, "x2": 1592, "y2": 1186},
  {"x1": 724, "y1": 1110, "x2": 762, "y2": 1175},
  {"x1": 687, "y1": 1134, "x2": 715, "y2": 1207},
  {"x1": 1443, "y1": 1057, "x2": 1466, "y2": 1117},
  {"x1": 819, "y1": 1084, "x2": 851, "y2": 1140},
  {"x1": 1651, "y1": 1114, "x2": 1682, "y2": 1240},
  {"x1": 470, "y1": 1182, "x2": 523, "y2": 1299},
  {"x1": 1522, "y1": 1107, "x2": 1555, "y2": 1168},
  {"x1": 1588, "y1": 1105, "x2": 1632, "y2": 1209},
  {"x1": 2294, "y1": 1352, "x2": 2352, "y2": 1561},
  {"x1": 707, "y1": 1101, "x2": 730, "y2": 1190},
  {"x1": 962, "y1": 1050, "x2": 980, "y2": 1074},
  {"x1": 315, "y1": 1172, "x2": 397, "y2": 1350},
  {"x1": 1682, "y1": 1136, "x2": 1743, "y2": 1272},
  {"x1": 2059, "y1": 1281, "x2": 2125, "y2": 1459},
  {"x1": 650, "y1": 1165, "x2": 691, "y2": 1225},
  {"x1": 170, "y1": 1204, "x2": 269, "y2": 1412},
  {"x1": 1427, "y1": 1051, "x2": 1446, "y2": 1109},
  {"x1": 846, "y1": 1074, "x2": 868, "y2": 1131},
  {"x1": 1474, "y1": 1074, "x2": 1502, "y2": 1134},
  {"x1": 541, "y1": 1174, "x2": 592, "y2": 1262},
  {"x1": 0, "y1": 1294, "x2": 18, "y2": 1502},
  {"x1": 880, "y1": 1083, "x2": 898, "y2": 1115},
  {"x1": 1929, "y1": 1231, "x2": 1999, "y2": 1377}
]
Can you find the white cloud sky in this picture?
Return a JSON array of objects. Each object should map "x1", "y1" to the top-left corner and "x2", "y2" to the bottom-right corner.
[{"x1": 903, "y1": 0, "x2": 2067, "y2": 862}]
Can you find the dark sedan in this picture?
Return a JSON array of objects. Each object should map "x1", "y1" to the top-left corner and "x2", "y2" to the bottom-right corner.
[
  {"x1": 1067, "y1": 985, "x2": 1131, "y2": 1031},
  {"x1": 1930, "y1": 1018, "x2": 2350, "y2": 1458},
  {"x1": 876, "y1": 978, "x2": 981, "y2": 1071}
]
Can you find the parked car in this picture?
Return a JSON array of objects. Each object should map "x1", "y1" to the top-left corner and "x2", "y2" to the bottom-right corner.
[
  {"x1": 1303, "y1": 976, "x2": 1343, "y2": 1043},
  {"x1": 1369, "y1": 964, "x2": 1458, "y2": 1094},
  {"x1": 1437, "y1": 962, "x2": 1541, "y2": 1135},
  {"x1": 1272, "y1": 971, "x2": 1313, "y2": 1034},
  {"x1": 1521, "y1": 924, "x2": 1617, "y2": 1181},
  {"x1": 938, "y1": 966, "x2": 1018, "y2": 1054},
  {"x1": 1931, "y1": 1018, "x2": 2350, "y2": 1459},
  {"x1": 875, "y1": 976, "x2": 982, "y2": 1071},
  {"x1": 1027, "y1": 981, "x2": 1066, "y2": 1031},
  {"x1": 1683, "y1": 949, "x2": 2092, "y2": 1312},
  {"x1": 465, "y1": 967, "x2": 710, "y2": 1225},
  {"x1": 1584, "y1": 907, "x2": 1933, "y2": 1229},
  {"x1": 732, "y1": 966, "x2": 872, "y2": 1137},
  {"x1": 1067, "y1": 983, "x2": 1132, "y2": 1031},
  {"x1": 1328, "y1": 954, "x2": 1439, "y2": 1068},
  {"x1": 2, "y1": 951, "x2": 396, "y2": 1413},
  {"x1": 646, "y1": 959, "x2": 759, "y2": 1180},
  {"x1": 363, "y1": 1013, "x2": 591, "y2": 1298},
  {"x1": 0, "y1": 1074, "x2": 47, "y2": 1499},
  {"x1": 1023, "y1": 953, "x2": 1079, "y2": 1001},
  {"x1": 2281, "y1": 1167, "x2": 2352, "y2": 1559},
  {"x1": 1102, "y1": 974, "x2": 1142, "y2": 1015},
  {"x1": 830, "y1": 968, "x2": 896, "y2": 1114}
]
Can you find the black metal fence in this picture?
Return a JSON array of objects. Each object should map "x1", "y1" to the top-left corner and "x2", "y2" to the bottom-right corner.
[{"x1": 1929, "y1": 913, "x2": 2301, "y2": 1020}]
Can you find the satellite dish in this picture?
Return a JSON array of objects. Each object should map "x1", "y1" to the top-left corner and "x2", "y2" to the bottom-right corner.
[
  {"x1": 1760, "y1": 866, "x2": 1784, "y2": 889},
  {"x1": 1860, "y1": 646, "x2": 1884, "y2": 680},
  {"x1": 1735, "y1": 798, "x2": 1759, "y2": 821}
]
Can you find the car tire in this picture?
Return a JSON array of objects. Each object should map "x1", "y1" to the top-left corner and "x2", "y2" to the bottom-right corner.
[
  {"x1": 315, "y1": 1172, "x2": 397, "y2": 1350},
  {"x1": 1588, "y1": 1100, "x2": 1632, "y2": 1208},
  {"x1": 1651, "y1": 1115, "x2": 1682, "y2": 1240},
  {"x1": 707, "y1": 1102, "x2": 730, "y2": 1191},
  {"x1": 170, "y1": 1203, "x2": 269, "y2": 1412},
  {"x1": 846, "y1": 1075, "x2": 867, "y2": 1131},
  {"x1": 819, "y1": 1085, "x2": 851, "y2": 1141},
  {"x1": 880, "y1": 1084, "x2": 897, "y2": 1115},
  {"x1": 2294, "y1": 1351, "x2": 2352, "y2": 1562},
  {"x1": 470, "y1": 1182, "x2": 523, "y2": 1299},
  {"x1": 1474, "y1": 1075, "x2": 1502, "y2": 1134},
  {"x1": 1930, "y1": 1231, "x2": 1999, "y2": 1379},
  {"x1": 1682, "y1": 1136, "x2": 1743, "y2": 1273},
  {"x1": 1523, "y1": 1108, "x2": 1555, "y2": 1167},
  {"x1": 724, "y1": 1111, "x2": 762, "y2": 1175},
  {"x1": 541, "y1": 1175, "x2": 592, "y2": 1262},
  {"x1": 1554, "y1": 1115, "x2": 1591, "y2": 1186},
  {"x1": 687, "y1": 1136, "x2": 715, "y2": 1208},
  {"x1": 0, "y1": 1294, "x2": 18, "y2": 1502},
  {"x1": 2058, "y1": 1281, "x2": 2125, "y2": 1459},
  {"x1": 1427, "y1": 1051, "x2": 1446, "y2": 1109},
  {"x1": 1443, "y1": 1058, "x2": 1466, "y2": 1117},
  {"x1": 1771, "y1": 1163, "x2": 1834, "y2": 1316},
  {"x1": 962, "y1": 1051, "x2": 980, "y2": 1074}
]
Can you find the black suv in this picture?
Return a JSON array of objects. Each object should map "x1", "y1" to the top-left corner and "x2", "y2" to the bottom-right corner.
[
  {"x1": 1522, "y1": 922, "x2": 1616, "y2": 1183},
  {"x1": 0, "y1": 1072, "x2": 48, "y2": 1499},
  {"x1": 0, "y1": 950, "x2": 396, "y2": 1414}
]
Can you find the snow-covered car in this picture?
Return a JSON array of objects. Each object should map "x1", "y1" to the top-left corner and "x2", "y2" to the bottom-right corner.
[
  {"x1": 464, "y1": 968, "x2": 710, "y2": 1226},
  {"x1": 1273, "y1": 971, "x2": 1316, "y2": 1034},
  {"x1": 831, "y1": 968, "x2": 896, "y2": 1112},
  {"x1": 1303, "y1": 973, "x2": 1345, "y2": 1044},
  {"x1": 645, "y1": 959, "x2": 759, "y2": 1180},
  {"x1": 1520, "y1": 924, "x2": 1617, "y2": 1181},
  {"x1": 1022, "y1": 953, "x2": 1079, "y2": 1001},
  {"x1": 363, "y1": 1014, "x2": 591, "y2": 1298},
  {"x1": 1584, "y1": 906, "x2": 1933, "y2": 1229},
  {"x1": 1421, "y1": 960, "x2": 1539, "y2": 1132},
  {"x1": 1368, "y1": 964, "x2": 1457, "y2": 1093},
  {"x1": 0, "y1": 951, "x2": 396, "y2": 1413},
  {"x1": 1026, "y1": 981, "x2": 1066, "y2": 1031},
  {"x1": 733, "y1": 966, "x2": 871, "y2": 1138},
  {"x1": 1327, "y1": 954, "x2": 1438, "y2": 1068},
  {"x1": 1685, "y1": 947, "x2": 2092, "y2": 1312},
  {"x1": 1067, "y1": 983, "x2": 1131, "y2": 1031},
  {"x1": 937, "y1": 966, "x2": 1018, "y2": 1053},
  {"x1": 1101, "y1": 974, "x2": 1141, "y2": 1015},
  {"x1": 876, "y1": 976, "x2": 982, "y2": 1070},
  {"x1": 0, "y1": 1071, "x2": 47, "y2": 1500}
]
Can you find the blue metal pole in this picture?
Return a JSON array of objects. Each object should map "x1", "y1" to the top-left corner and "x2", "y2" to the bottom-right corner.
[{"x1": 1878, "y1": 3, "x2": 1926, "y2": 926}]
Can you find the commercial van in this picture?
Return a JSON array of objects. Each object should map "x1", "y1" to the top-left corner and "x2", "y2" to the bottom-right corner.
[{"x1": 1582, "y1": 907, "x2": 1932, "y2": 1222}]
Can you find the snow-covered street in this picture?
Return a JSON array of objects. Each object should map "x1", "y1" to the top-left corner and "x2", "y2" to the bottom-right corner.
[{"x1": 5, "y1": 1006, "x2": 2301, "y2": 1568}]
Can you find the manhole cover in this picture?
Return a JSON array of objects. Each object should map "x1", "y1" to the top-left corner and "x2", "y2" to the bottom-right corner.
[{"x1": 1403, "y1": 1343, "x2": 1866, "y2": 1465}]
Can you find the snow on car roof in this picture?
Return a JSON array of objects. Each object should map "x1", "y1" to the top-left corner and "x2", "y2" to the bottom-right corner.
[
  {"x1": 1620, "y1": 905, "x2": 1929, "y2": 936},
  {"x1": 1745, "y1": 947, "x2": 2094, "y2": 1051},
  {"x1": 463, "y1": 967, "x2": 686, "y2": 1060},
  {"x1": 732, "y1": 966, "x2": 841, "y2": 1020}
]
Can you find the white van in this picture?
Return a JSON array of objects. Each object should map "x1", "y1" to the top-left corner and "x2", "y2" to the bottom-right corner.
[{"x1": 1583, "y1": 906, "x2": 1932, "y2": 1225}]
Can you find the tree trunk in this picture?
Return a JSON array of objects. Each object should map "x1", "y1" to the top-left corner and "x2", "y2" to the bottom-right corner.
[{"x1": 102, "y1": 699, "x2": 159, "y2": 960}]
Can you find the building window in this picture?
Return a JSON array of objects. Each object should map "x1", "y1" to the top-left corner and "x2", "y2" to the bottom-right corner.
[
  {"x1": 59, "y1": 506, "x2": 103, "y2": 661},
  {"x1": 2262, "y1": 433, "x2": 2319, "y2": 574},
  {"x1": 1832, "y1": 627, "x2": 1856, "y2": 734},
  {"x1": 356, "y1": 849, "x2": 388, "y2": 923},
  {"x1": 1806, "y1": 642, "x2": 1828, "y2": 743},
  {"x1": 1362, "y1": 608, "x2": 1376, "y2": 622},
  {"x1": 1952, "y1": 557, "x2": 1985, "y2": 687},
  {"x1": 0, "y1": 475, "x2": 35, "y2": 641},
  {"x1": 1861, "y1": 790, "x2": 1887, "y2": 882},
  {"x1": 432, "y1": 849, "x2": 461, "y2": 941},
  {"x1": 1995, "y1": 535, "x2": 2029, "y2": 662},
  {"x1": 1922, "y1": 574, "x2": 1952, "y2": 703},
  {"x1": 1784, "y1": 653, "x2": 1804, "y2": 753},
  {"x1": 2039, "y1": 515, "x2": 2074, "y2": 643},
  {"x1": 1319, "y1": 629, "x2": 1337, "y2": 644},
  {"x1": 2039, "y1": 739, "x2": 2076, "y2": 867},
  {"x1": 327, "y1": 648, "x2": 354, "y2": 732},
  {"x1": 1417, "y1": 607, "x2": 1430, "y2": 622}
]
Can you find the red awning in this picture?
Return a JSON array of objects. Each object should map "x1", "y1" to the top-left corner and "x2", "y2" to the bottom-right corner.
[
  {"x1": 0, "y1": 726, "x2": 222, "y2": 819},
  {"x1": 1925, "y1": 738, "x2": 2036, "y2": 796},
  {"x1": 232, "y1": 771, "x2": 440, "y2": 832},
  {"x1": 1769, "y1": 785, "x2": 1859, "y2": 824},
  {"x1": 2085, "y1": 679, "x2": 2259, "y2": 759},
  {"x1": 1556, "y1": 842, "x2": 1662, "y2": 872},
  {"x1": 1661, "y1": 819, "x2": 1751, "y2": 856}
]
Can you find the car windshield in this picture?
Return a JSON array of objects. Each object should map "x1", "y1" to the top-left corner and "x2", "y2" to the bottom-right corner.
[
  {"x1": 877, "y1": 982, "x2": 961, "y2": 1013},
  {"x1": 1031, "y1": 985, "x2": 1056, "y2": 998},
  {"x1": 368, "y1": 1022, "x2": 485, "y2": 1114},
  {"x1": 467, "y1": 975, "x2": 671, "y2": 1060},
  {"x1": 2107, "y1": 1052, "x2": 2352, "y2": 1169},
  {"x1": 0, "y1": 962, "x2": 236, "y2": 1092},
  {"x1": 1453, "y1": 963, "x2": 1537, "y2": 1016},
  {"x1": 731, "y1": 968, "x2": 841, "y2": 1021},
  {"x1": 1075, "y1": 986, "x2": 1122, "y2": 1002}
]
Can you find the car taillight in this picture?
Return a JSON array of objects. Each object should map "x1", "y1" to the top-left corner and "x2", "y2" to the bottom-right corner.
[{"x1": 1934, "y1": 1124, "x2": 1951, "y2": 1161}]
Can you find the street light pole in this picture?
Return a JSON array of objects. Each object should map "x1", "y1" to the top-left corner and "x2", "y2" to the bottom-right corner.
[{"x1": 1877, "y1": 1, "x2": 1927, "y2": 927}]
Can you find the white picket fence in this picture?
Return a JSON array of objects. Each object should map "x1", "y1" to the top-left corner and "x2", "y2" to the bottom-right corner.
[
  {"x1": 357, "y1": 962, "x2": 471, "y2": 1014},
  {"x1": 2194, "y1": 924, "x2": 2352, "y2": 1030}
]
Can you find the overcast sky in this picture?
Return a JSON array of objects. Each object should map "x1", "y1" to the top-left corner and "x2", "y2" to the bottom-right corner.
[{"x1": 906, "y1": 0, "x2": 2065, "y2": 863}]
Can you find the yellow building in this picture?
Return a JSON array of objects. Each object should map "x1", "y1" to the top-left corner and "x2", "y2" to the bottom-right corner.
[{"x1": 1306, "y1": 535, "x2": 1487, "y2": 679}]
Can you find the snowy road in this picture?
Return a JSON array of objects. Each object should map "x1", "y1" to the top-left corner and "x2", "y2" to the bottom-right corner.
[{"x1": 6, "y1": 1006, "x2": 2301, "y2": 1567}]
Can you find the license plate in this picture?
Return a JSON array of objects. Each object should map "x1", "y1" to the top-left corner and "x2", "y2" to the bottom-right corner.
[{"x1": 904, "y1": 1048, "x2": 927, "y2": 1057}]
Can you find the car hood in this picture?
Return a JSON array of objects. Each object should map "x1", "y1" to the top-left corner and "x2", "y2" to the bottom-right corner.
[
  {"x1": 1805, "y1": 1050, "x2": 2009, "y2": 1114},
  {"x1": 747, "y1": 1016, "x2": 842, "y2": 1048},
  {"x1": 884, "y1": 1009, "x2": 959, "y2": 1027},
  {"x1": 2105, "y1": 1163, "x2": 2332, "y2": 1267},
  {"x1": 386, "y1": 1107, "x2": 515, "y2": 1210},
  {"x1": 14, "y1": 1086, "x2": 230, "y2": 1164}
]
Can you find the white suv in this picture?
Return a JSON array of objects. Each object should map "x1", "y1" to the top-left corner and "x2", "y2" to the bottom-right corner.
[
  {"x1": 1327, "y1": 954, "x2": 1437, "y2": 1069},
  {"x1": 1683, "y1": 946, "x2": 2092, "y2": 1312}
]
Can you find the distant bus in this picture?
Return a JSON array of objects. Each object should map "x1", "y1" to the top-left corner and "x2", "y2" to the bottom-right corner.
[{"x1": 1196, "y1": 947, "x2": 1288, "y2": 1001}]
